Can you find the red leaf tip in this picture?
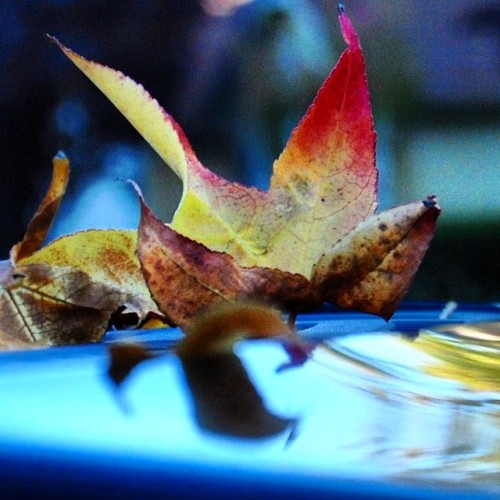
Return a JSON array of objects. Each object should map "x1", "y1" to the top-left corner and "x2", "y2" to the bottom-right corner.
[{"x1": 338, "y1": 5, "x2": 360, "y2": 50}]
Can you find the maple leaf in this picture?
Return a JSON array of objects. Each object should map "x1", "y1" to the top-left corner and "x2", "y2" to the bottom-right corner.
[
  {"x1": 0, "y1": 154, "x2": 162, "y2": 347},
  {"x1": 55, "y1": 7, "x2": 440, "y2": 326}
]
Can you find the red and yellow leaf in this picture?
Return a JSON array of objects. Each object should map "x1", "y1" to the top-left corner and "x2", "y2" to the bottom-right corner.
[
  {"x1": 56, "y1": 8, "x2": 440, "y2": 325},
  {"x1": 52, "y1": 9, "x2": 376, "y2": 277}
]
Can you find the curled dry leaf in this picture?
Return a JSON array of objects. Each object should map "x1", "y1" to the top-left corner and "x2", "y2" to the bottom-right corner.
[
  {"x1": 10, "y1": 151, "x2": 69, "y2": 263},
  {"x1": 0, "y1": 154, "x2": 162, "y2": 348},
  {"x1": 56, "y1": 8, "x2": 440, "y2": 327}
]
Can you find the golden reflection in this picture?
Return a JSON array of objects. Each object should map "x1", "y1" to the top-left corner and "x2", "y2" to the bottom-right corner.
[{"x1": 416, "y1": 321, "x2": 500, "y2": 391}]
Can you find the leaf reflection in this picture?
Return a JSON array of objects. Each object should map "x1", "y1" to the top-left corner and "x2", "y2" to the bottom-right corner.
[
  {"x1": 106, "y1": 343, "x2": 158, "y2": 413},
  {"x1": 180, "y1": 352, "x2": 295, "y2": 439},
  {"x1": 106, "y1": 341, "x2": 295, "y2": 439},
  {"x1": 107, "y1": 343, "x2": 157, "y2": 388}
]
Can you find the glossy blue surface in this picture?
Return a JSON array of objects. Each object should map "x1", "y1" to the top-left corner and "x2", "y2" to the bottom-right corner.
[{"x1": 0, "y1": 303, "x2": 499, "y2": 499}]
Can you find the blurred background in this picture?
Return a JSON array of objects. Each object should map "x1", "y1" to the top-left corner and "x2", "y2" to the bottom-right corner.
[{"x1": 0, "y1": 0, "x2": 498, "y2": 303}]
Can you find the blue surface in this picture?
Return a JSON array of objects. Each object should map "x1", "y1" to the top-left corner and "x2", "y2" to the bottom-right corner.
[{"x1": 0, "y1": 303, "x2": 499, "y2": 499}]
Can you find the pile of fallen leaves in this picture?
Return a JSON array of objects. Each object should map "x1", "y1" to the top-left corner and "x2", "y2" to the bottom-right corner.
[{"x1": 0, "y1": 7, "x2": 439, "y2": 350}]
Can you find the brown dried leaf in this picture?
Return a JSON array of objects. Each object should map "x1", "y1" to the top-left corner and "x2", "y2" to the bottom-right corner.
[
  {"x1": 23, "y1": 229, "x2": 162, "y2": 326},
  {"x1": 312, "y1": 197, "x2": 440, "y2": 319},
  {"x1": 0, "y1": 155, "x2": 164, "y2": 348},
  {"x1": 0, "y1": 262, "x2": 138, "y2": 345},
  {"x1": 138, "y1": 186, "x2": 439, "y2": 326},
  {"x1": 138, "y1": 190, "x2": 317, "y2": 328}
]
